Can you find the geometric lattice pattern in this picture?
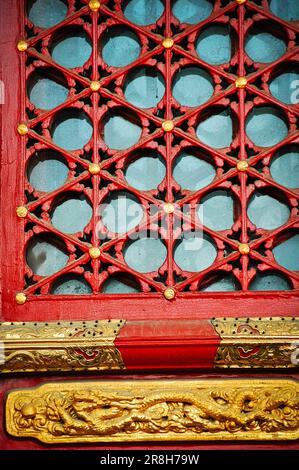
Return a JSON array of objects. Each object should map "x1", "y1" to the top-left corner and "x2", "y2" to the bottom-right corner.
[{"x1": 18, "y1": 0, "x2": 299, "y2": 299}]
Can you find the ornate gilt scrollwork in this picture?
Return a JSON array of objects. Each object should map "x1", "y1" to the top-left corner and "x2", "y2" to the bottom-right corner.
[{"x1": 6, "y1": 379, "x2": 299, "y2": 443}]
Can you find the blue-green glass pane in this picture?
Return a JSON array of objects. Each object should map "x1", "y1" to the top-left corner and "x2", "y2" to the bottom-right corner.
[
  {"x1": 273, "y1": 235, "x2": 299, "y2": 271},
  {"x1": 51, "y1": 275, "x2": 92, "y2": 295},
  {"x1": 52, "y1": 110, "x2": 93, "y2": 150},
  {"x1": 246, "y1": 107, "x2": 288, "y2": 147},
  {"x1": 102, "y1": 194, "x2": 143, "y2": 234},
  {"x1": 102, "y1": 277, "x2": 139, "y2": 294},
  {"x1": 104, "y1": 114, "x2": 142, "y2": 150},
  {"x1": 245, "y1": 33, "x2": 286, "y2": 63},
  {"x1": 102, "y1": 29, "x2": 141, "y2": 67},
  {"x1": 199, "y1": 190, "x2": 234, "y2": 231},
  {"x1": 173, "y1": 153, "x2": 215, "y2": 191},
  {"x1": 28, "y1": 77, "x2": 68, "y2": 110},
  {"x1": 124, "y1": 0, "x2": 164, "y2": 25},
  {"x1": 173, "y1": 67, "x2": 214, "y2": 107},
  {"x1": 125, "y1": 156, "x2": 166, "y2": 190},
  {"x1": 174, "y1": 235, "x2": 217, "y2": 272},
  {"x1": 269, "y1": 72, "x2": 299, "y2": 104},
  {"x1": 270, "y1": 147, "x2": 299, "y2": 189},
  {"x1": 172, "y1": 0, "x2": 213, "y2": 24},
  {"x1": 196, "y1": 25, "x2": 231, "y2": 65},
  {"x1": 124, "y1": 67, "x2": 165, "y2": 108},
  {"x1": 125, "y1": 238, "x2": 167, "y2": 273},
  {"x1": 27, "y1": 152, "x2": 69, "y2": 192},
  {"x1": 52, "y1": 197, "x2": 92, "y2": 234},
  {"x1": 201, "y1": 276, "x2": 237, "y2": 292},
  {"x1": 51, "y1": 33, "x2": 92, "y2": 69},
  {"x1": 270, "y1": 0, "x2": 299, "y2": 22},
  {"x1": 196, "y1": 110, "x2": 233, "y2": 149},
  {"x1": 248, "y1": 193, "x2": 290, "y2": 230},
  {"x1": 26, "y1": 236, "x2": 68, "y2": 276},
  {"x1": 250, "y1": 273, "x2": 290, "y2": 291},
  {"x1": 27, "y1": 0, "x2": 67, "y2": 29}
]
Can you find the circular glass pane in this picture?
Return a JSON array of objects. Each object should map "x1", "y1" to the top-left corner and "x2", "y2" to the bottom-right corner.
[
  {"x1": 28, "y1": 75, "x2": 68, "y2": 110},
  {"x1": 124, "y1": 238, "x2": 167, "y2": 273},
  {"x1": 51, "y1": 32, "x2": 92, "y2": 69},
  {"x1": 102, "y1": 28, "x2": 141, "y2": 67},
  {"x1": 245, "y1": 32, "x2": 286, "y2": 63},
  {"x1": 102, "y1": 276, "x2": 139, "y2": 294},
  {"x1": 201, "y1": 275, "x2": 237, "y2": 292},
  {"x1": 196, "y1": 25, "x2": 231, "y2": 65},
  {"x1": 270, "y1": 147, "x2": 299, "y2": 189},
  {"x1": 103, "y1": 114, "x2": 142, "y2": 150},
  {"x1": 172, "y1": 0, "x2": 213, "y2": 24},
  {"x1": 248, "y1": 193, "x2": 290, "y2": 230},
  {"x1": 250, "y1": 273, "x2": 290, "y2": 291},
  {"x1": 52, "y1": 109, "x2": 93, "y2": 151},
  {"x1": 52, "y1": 196, "x2": 92, "y2": 233},
  {"x1": 51, "y1": 275, "x2": 92, "y2": 294},
  {"x1": 273, "y1": 235, "x2": 299, "y2": 271},
  {"x1": 27, "y1": 151, "x2": 69, "y2": 192},
  {"x1": 269, "y1": 71, "x2": 299, "y2": 104},
  {"x1": 125, "y1": 155, "x2": 166, "y2": 190},
  {"x1": 173, "y1": 153, "x2": 215, "y2": 191},
  {"x1": 175, "y1": 235, "x2": 217, "y2": 272},
  {"x1": 102, "y1": 193, "x2": 143, "y2": 234},
  {"x1": 124, "y1": 0, "x2": 164, "y2": 25},
  {"x1": 199, "y1": 190, "x2": 234, "y2": 231},
  {"x1": 196, "y1": 111, "x2": 233, "y2": 149},
  {"x1": 27, "y1": 0, "x2": 67, "y2": 28},
  {"x1": 246, "y1": 107, "x2": 288, "y2": 147},
  {"x1": 270, "y1": 0, "x2": 299, "y2": 22},
  {"x1": 173, "y1": 67, "x2": 214, "y2": 107},
  {"x1": 124, "y1": 67, "x2": 165, "y2": 108},
  {"x1": 26, "y1": 235, "x2": 68, "y2": 276}
]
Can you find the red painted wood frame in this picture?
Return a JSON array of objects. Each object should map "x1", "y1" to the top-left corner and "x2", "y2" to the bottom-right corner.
[{"x1": 1, "y1": 0, "x2": 299, "y2": 331}]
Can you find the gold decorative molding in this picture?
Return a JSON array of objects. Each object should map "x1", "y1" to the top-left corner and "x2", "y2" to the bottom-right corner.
[
  {"x1": 212, "y1": 317, "x2": 299, "y2": 368},
  {"x1": 0, "y1": 320, "x2": 125, "y2": 373},
  {"x1": 6, "y1": 379, "x2": 299, "y2": 443}
]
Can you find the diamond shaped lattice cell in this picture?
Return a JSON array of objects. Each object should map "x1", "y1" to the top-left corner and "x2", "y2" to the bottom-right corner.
[
  {"x1": 103, "y1": 110, "x2": 142, "y2": 150},
  {"x1": 26, "y1": 234, "x2": 69, "y2": 276},
  {"x1": 246, "y1": 107, "x2": 288, "y2": 147},
  {"x1": 273, "y1": 235, "x2": 299, "y2": 271},
  {"x1": 51, "y1": 109, "x2": 93, "y2": 151},
  {"x1": 102, "y1": 274, "x2": 140, "y2": 294},
  {"x1": 198, "y1": 190, "x2": 235, "y2": 231},
  {"x1": 51, "y1": 29, "x2": 92, "y2": 69},
  {"x1": 124, "y1": 238, "x2": 167, "y2": 273},
  {"x1": 51, "y1": 274, "x2": 92, "y2": 295},
  {"x1": 196, "y1": 25, "x2": 232, "y2": 65},
  {"x1": 27, "y1": 69, "x2": 68, "y2": 110},
  {"x1": 269, "y1": 69, "x2": 299, "y2": 105},
  {"x1": 172, "y1": 0, "x2": 213, "y2": 24},
  {"x1": 270, "y1": 146, "x2": 299, "y2": 189},
  {"x1": 172, "y1": 67, "x2": 214, "y2": 107},
  {"x1": 173, "y1": 151, "x2": 216, "y2": 191},
  {"x1": 27, "y1": 0, "x2": 68, "y2": 29},
  {"x1": 101, "y1": 27, "x2": 141, "y2": 68},
  {"x1": 174, "y1": 234, "x2": 217, "y2": 272},
  {"x1": 247, "y1": 193, "x2": 290, "y2": 230},
  {"x1": 196, "y1": 110, "x2": 233, "y2": 149},
  {"x1": 250, "y1": 273, "x2": 291, "y2": 291},
  {"x1": 51, "y1": 195, "x2": 92, "y2": 234},
  {"x1": 124, "y1": 67, "x2": 165, "y2": 109},
  {"x1": 101, "y1": 192, "x2": 143, "y2": 234},
  {"x1": 27, "y1": 151, "x2": 69, "y2": 192},
  {"x1": 245, "y1": 29, "x2": 286, "y2": 63},
  {"x1": 125, "y1": 153, "x2": 166, "y2": 191},
  {"x1": 124, "y1": 0, "x2": 164, "y2": 26},
  {"x1": 269, "y1": 0, "x2": 299, "y2": 22}
]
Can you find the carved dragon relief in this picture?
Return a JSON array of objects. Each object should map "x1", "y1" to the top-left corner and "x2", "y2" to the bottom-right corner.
[{"x1": 6, "y1": 379, "x2": 299, "y2": 443}]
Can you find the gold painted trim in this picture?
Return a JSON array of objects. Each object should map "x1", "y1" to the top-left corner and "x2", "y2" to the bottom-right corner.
[
  {"x1": 6, "y1": 379, "x2": 299, "y2": 443},
  {"x1": 212, "y1": 317, "x2": 299, "y2": 368},
  {"x1": 0, "y1": 320, "x2": 126, "y2": 373}
]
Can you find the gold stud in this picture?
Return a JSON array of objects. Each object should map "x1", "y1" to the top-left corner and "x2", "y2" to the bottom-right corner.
[
  {"x1": 17, "y1": 40, "x2": 28, "y2": 52},
  {"x1": 16, "y1": 206, "x2": 28, "y2": 218},
  {"x1": 236, "y1": 0, "x2": 246, "y2": 4},
  {"x1": 239, "y1": 243, "x2": 250, "y2": 255},
  {"x1": 89, "y1": 0, "x2": 100, "y2": 11},
  {"x1": 162, "y1": 37, "x2": 174, "y2": 49},
  {"x1": 89, "y1": 163, "x2": 101, "y2": 175},
  {"x1": 163, "y1": 203, "x2": 175, "y2": 214},
  {"x1": 235, "y1": 76, "x2": 247, "y2": 88},
  {"x1": 237, "y1": 160, "x2": 249, "y2": 172},
  {"x1": 90, "y1": 81, "x2": 101, "y2": 92},
  {"x1": 164, "y1": 287, "x2": 176, "y2": 300},
  {"x1": 15, "y1": 292, "x2": 27, "y2": 305},
  {"x1": 89, "y1": 246, "x2": 101, "y2": 259},
  {"x1": 162, "y1": 120, "x2": 174, "y2": 132},
  {"x1": 17, "y1": 123, "x2": 28, "y2": 135}
]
